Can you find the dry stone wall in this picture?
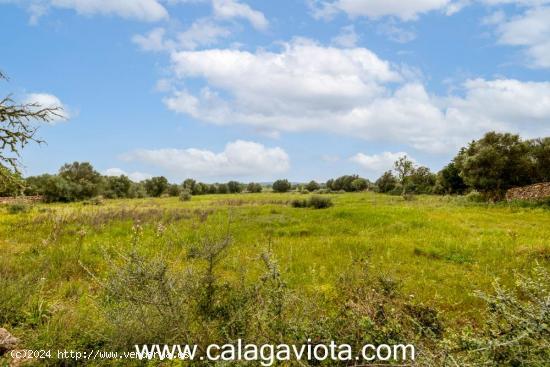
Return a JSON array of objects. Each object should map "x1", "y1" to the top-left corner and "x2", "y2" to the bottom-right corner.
[{"x1": 505, "y1": 182, "x2": 550, "y2": 201}]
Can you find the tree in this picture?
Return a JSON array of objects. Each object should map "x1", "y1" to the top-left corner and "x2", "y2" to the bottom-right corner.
[
  {"x1": 246, "y1": 182, "x2": 263, "y2": 193},
  {"x1": 166, "y1": 184, "x2": 181, "y2": 197},
  {"x1": 58, "y1": 162, "x2": 103, "y2": 200},
  {"x1": 375, "y1": 171, "x2": 397, "y2": 193},
  {"x1": 144, "y1": 176, "x2": 169, "y2": 197},
  {"x1": 455, "y1": 132, "x2": 533, "y2": 200},
  {"x1": 436, "y1": 162, "x2": 468, "y2": 195},
  {"x1": 216, "y1": 183, "x2": 228, "y2": 194},
  {"x1": 104, "y1": 175, "x2": 132, "y2": 199},
  {"x1": 227, "y1": 181, "x2": 243, "y2": 193},
  {"x1": 0, "y1": 72, "x2": 61, "y2": 187},
  {"x1": 351, "y1": 177, "x2": 369, "y2": 191},
  {"x1": 409, "y1": 166, "x2": 436, "y2": 194},
  {"x1": 528, "y1": 137, "x2": 550, "y2": 182},
  {"x1": 325, "y1": 179, "x2": 334, "y2": 191},
  {"x1": 182, "y1": 179, "x2": 196, "y2": 193},
  {"x1": 394, "y1": 156, "x2": 414, "y2": 196},
  {"x1": 305, "y1": 180, "x2": 320, "y2": 192},
  {"x1": 272, "y1": 179, "x2": 291, "y2": 193}
]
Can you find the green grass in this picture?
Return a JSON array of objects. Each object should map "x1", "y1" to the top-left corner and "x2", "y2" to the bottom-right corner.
[{"x1": 1, "y1": 192, "x2": 549, "y2": 362}]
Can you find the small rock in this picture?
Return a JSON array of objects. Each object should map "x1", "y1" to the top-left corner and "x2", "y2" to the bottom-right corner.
[{"x1": 0, "y1": 328, "x2": 19, "y2": 354}]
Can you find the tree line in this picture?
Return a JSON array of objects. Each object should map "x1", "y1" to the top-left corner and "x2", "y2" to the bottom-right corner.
[{"x1": 0, "y1": 132, "x2": 548, "y2": 202}]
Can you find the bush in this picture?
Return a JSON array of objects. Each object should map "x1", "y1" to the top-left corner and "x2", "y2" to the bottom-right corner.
[
  {"x1": 452, "y1": 266, "x2": 550, "y2": 366},
  {"x1": 180, "y1": 190, "x2": 192, "y2": 202},
  {"x1": 465, "y1": 190, "x2": 485, "y2": 203},
  {"x1": 307, "y1": 195, "x2": 333, "y2": 209},
  {"x1": 290, "y1": 199, "x2": 307, "y2": 208},
  {"x1": 290, "y1": 195, "x2": 333, "y2": 209},
  {"x1": 7, "y1": 202, "x2": 31, "y2": 214}
]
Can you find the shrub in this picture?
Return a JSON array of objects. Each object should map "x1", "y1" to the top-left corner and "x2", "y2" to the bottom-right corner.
[
  {"x1": 290, "y1": 195, "x2": 333, "y2": 209},
  {"x1": 465, "y1": 190, "x2": 485, "y2": 203},
  {"x1": 307, "y1": 195, "x2": 333, "y2": 209},
  {"x1": 290, "y1": 199, "x2": 307, "y2": 208},
  {"x1": 7, "y1": 202, "x2": 31, "y2": 214},
  {"x1": 452, "y1": 266, "x2": 550, "y2": 366},
  {"x1": 180, "y1": 190, "x2": 192, "y2": 202}
]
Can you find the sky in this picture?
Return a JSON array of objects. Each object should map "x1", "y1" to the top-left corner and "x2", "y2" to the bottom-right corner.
[{"x1": 1, "y1": 0, "x2": 549, "y2": 183}]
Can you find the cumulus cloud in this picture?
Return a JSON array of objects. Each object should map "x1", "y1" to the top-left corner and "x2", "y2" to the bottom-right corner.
[
  {"x1": 493, "y1": 6, "x2": 550, "y2": 68},
  {"x1": 14, "y1": 0, "x2": 168, "y2": 23},
  {"x1": 23, "y1": 93, "x2": 69, "y2": 123},
  {"x1": 351, "y1": 151, "x2": 414, "y2": 176},
  {"x1": 103, "y1": 168, "x2": 152, "y2": 182},
  {"x1": 212, "y1": 0, "x2": 268, "y2": 30},
  {"x1": 161, "y1": 39, "x2": 550, "y2": 153},
  {"x1": 312, "y1": 0, "x2": 457, "y2": 21},
  {"x1": 121, "y1": 140, "x2": 289, "y2": 180}
]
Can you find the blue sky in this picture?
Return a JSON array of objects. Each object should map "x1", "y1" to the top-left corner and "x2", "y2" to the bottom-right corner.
[{"x1": 1, "y1": 0, "x2": 549, "y2": 183}]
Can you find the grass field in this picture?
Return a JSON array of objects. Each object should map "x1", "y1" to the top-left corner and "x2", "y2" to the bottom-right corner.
[{"x1": 1, "y1": 192, "x2": 549, "y2": 365}]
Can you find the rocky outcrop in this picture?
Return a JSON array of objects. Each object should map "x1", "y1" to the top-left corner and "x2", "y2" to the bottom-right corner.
[
  {"x1": 0, "y1": 328, "x2": 18, "y2": 354},
  {"x1": 506, "y1": 182, "x2": 550, "y2": 201}
]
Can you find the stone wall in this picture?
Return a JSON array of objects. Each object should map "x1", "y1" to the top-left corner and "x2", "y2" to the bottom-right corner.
[
  {"x1": 0, "y1": 195, "x2": 43, "y2": 204},
  {"x1": 505, "y1": 182, "x2": 550, "y2": 201}
]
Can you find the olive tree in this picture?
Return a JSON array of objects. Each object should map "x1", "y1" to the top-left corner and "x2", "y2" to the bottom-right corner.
[{"x1": 0, "y1": 71, "x2": 61, "y2": 186}]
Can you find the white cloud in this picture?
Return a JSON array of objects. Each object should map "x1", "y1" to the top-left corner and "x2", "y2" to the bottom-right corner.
[
  {"x1": 351, "y1": 151, "x2": 414, "y2": 175},
  {"x1": 103, "y1": 168, "x2": 152, "y2": 182},
  {"x1": 133, "y1": 19, "x2": 231, "y2": 53},
  {"x1": 121, "y1": 140, "x2": 289, "y2": 180},
  {"x1": 161, "y1": 40, "x2": 550, "y2": 154},
  {"x1": 313, "y1": 0, "x2": 457, "y2": 21},
  {"x1": 15, "y1": 0, "x2": 168, "y2": 22},
  {"x1": 24, "y1": 93, "x2": 69, "y2": 123},
  {"x1": 212, "y1": 0, "x2": 268, "y2": 30},
  {"x1": 331, "y1": 25, "x2": 359, "y2": 47},
  {"x1": 377, "y1": 22, "x2": 417, "y2": 43},
  {"x1": 493, "y1": 6, "x2": 550, "y2": 68},
  {"x1": 132, "y1": 28, "x2": 174, "y2": 52}
]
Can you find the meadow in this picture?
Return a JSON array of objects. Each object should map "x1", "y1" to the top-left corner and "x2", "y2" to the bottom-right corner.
[{"x1": 1, "y1": 192, "x2": 549, "y2": 365}]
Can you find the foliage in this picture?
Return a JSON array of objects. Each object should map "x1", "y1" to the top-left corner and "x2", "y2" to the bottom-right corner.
[
  {"x1": 0, "y1": 168, "x2": 24, "y2": 196},
  {"x1": 454, "y1": 132, "x2": 533, "y2": 200},
  {"x1": 291, "y1": 195, "x2": 333, "y2": 209},
  {"x1": 272, "y1": 179, "x2": 291, "y2": 193},
  {"x1": 375, "y1": 170, "x2": 398, "y2": 193},
  {"x1": 528, "y1": 137, "x2": 550, "y2": 182},
  {"x1": 144, "y1": 176, "x2": 169, "y2": 197},
  {"x1": 435, "y1": 162, "x2": 468, "y2": 195},
  {"x1": 227, "y1": 180, "x2": 243, "y2": 193},
  {"x1": 246, "y1": 182, "x2": 263, "y2": 193},
  {"x1": 58, "y1": 162, "x2": 103, "y2": 200},
  {"x1": 6, "y1": 201, "x2": 31, "y2": 214},
  {"x1": 305, "y1": 180, "x2": 320, "y2": 192},
  {"x1": 179, "y1": 189, "x2": 192, "y2": 201},
  {"x1": 409, "y1": 166, "x2": 437, "y2": 194},
  {"x1": 103, "y1": 175, "x2": 132, "y2": 199},
  {"x1": 452, "y1": 267, "x2": 550, "y2": 366},
  {"x1": 394, "y1": 155, "x2": 415, "y2": 196},
  {"x1": 166, "y1": 183, "x2": 181, "y2": 197},
  {"x1": 307, "y1": 195, "x2": 333, "y2": 208},
  {"x1": 327, "y1": 175, "x2": 370, "y2": 192}
]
